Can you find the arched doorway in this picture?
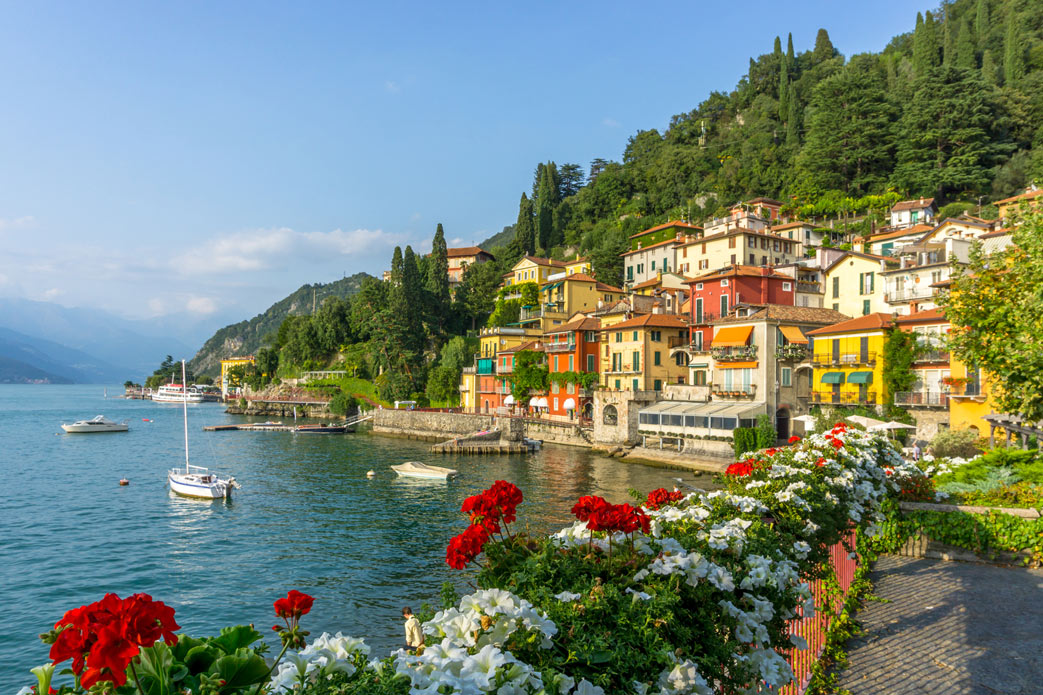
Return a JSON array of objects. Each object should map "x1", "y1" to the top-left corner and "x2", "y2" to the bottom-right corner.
[
  {"x1": 775, "y1": 408, "x2": 790, "y2": 442},
  {"x1": 603, "y1": 404, "x2": 618, "y2": 425},
  {"x1": 582, "y1": 402, "x2": 594, "y2": 420}
]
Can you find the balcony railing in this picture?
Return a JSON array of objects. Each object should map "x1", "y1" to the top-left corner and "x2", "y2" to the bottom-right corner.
[
  {"x1": 519, "y1": 303, "x2": 567, "y2": 321},
  {"x1": 711, "y1": 345, "x2": 759, "y2": 361},
  {"x1": 914, "y1": 349, "x2": 949, "y2": 363},
  {"x1": 711, "y1": 384, "x2": 757, "y2": 398},
  {"x1": 885, "y1": 288, "x2": 936, "y2": 303},
  {"x1": 811, "y1": 392, "x2": 878, "y2": 405},
  {"x1": 544, "y1": 341, "x2": 575, "y2": 353},
  {"x1": 797, "y1": 281, "x2": 821, "y2": 293},
  {"x1": 692, "y1": 311, "x2": 719, "y2": 325},
  {"x1": 775, "y1": 345, "x2": 808, "y2": 361},
  {"x1": 894, "y1": 391, "x2": 948, "y2": 407},
  {"x1": 668, "y1": 335, "x2": 687, "y2": 348},
  {"x1": 811, "y1": 352, "x2": 877, "y2": 367}
]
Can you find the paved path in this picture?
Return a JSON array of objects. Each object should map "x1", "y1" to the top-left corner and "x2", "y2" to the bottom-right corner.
[{"x1": 837, "y1": 555, "x2": 1043, "y2": 694}]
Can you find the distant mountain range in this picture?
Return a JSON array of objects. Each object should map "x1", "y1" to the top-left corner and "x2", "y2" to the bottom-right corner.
[
  {"x1": 0, "y1": 326, "x2": 127, "y2": 383},
  {"x1": 189, "y1": 272, "x2": 372, "y2": 376}
]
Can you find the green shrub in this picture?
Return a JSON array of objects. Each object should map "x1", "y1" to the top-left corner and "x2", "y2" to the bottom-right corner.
[
  {"x1": 328, "y1": 392, "x2": 357, "y2": 416},
  {"x1": 930, "y1": 428, "x2": 983, "y2": 459},
  {"x1": 732, "y1": 427, "x2": 757, "y2": 456},
  {"x1": 755, "y1": 414, "x2": 776, "y2": 448}
]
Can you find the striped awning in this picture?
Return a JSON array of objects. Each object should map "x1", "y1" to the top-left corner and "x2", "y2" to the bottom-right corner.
[
  {"x1": 712, "y1": 325, "x2": 753, "y2": 347},
  {"x1": 780, "y1": 325, "x2": 807, "y2": 344}
]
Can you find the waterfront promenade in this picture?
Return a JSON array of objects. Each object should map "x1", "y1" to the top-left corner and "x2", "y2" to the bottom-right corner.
[{"x1": 838, "y1": 555, "x2": 1043, "y2": 694}]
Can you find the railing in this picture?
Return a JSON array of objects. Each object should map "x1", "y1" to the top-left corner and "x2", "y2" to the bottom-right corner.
[
  {"x1": 692, "y1": 311, "x2": 719, "y2": 325},
  {"x1": 811, "y1": 392, "x2": 878, "y2": 405},
  {"x1": 894, "y1": 391, "x2": 948, "y2": 407},
  {"x1": 711, "y1": 384, "x2": 757, "y2": 397},
  {"x1": 775, "y1": 345, "x2": 808, "y2": 361},
  {"x1": 544, "y1": 341, "x2": 575, "y2": 353},
  {"x1": 914, "y1": 349, "x2": 949, "y2": 363},
  {"x1": 796, "y1": 281, "x2": 821, "y2": 293},
  {"x1": 668, "y1": 335, "x2": 687, "y2": 348},
  {"x1": 712, "y1": 345, "x2": 759, "y2": 361},
  {"x1": 885, "y1": 287, "x2": 936, "y2": 302},
  {"x1": 781, "y1": 530, "x2": 859, "y2": 695},
  {"x1": 811, "y1": 352, "x2": 877, "y2": 367}
]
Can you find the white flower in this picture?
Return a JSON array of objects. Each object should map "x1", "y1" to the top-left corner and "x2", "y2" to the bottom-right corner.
[
  {"x1": 793, "y1": 541, "x2": 811, "y2": 559},
  {"x1": 626, "y1": 588, "x2": 653, "y2": 601},
  {"x1": 575, "y1": 678, "x2": 606, "y2": 695},
  {"x1": 554, "y1": 591, "x2": 582, "y2": 602},
  {"x1": 789, "y1": 633, "x2": 809, "y2": 650}
]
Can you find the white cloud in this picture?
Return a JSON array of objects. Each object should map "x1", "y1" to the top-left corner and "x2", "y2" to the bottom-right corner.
[
  {"x1": 450, "y1": 237, "x2": 465, "y2": 245},
  {"x1": 0, "y1": 215, "x2": 36, "y2": 231},
  {"x1": 42, "y1": 288, "x2": 64, "y2": 300},
  {"x1": 602, "y1": 117, "x2": 621, "y2": 128},
  {"x1": 172, "y1": 226, "x2": 404, "y2": 275},
  {"x1": 186, "y1": 296, "x2": 218, "y2": 315},
  {"x1": 148, "y1": 298, "x2": 165, "y2": 314},
  {"x1": 385, "y1": 80, "x2": 401, "y2": 93}
]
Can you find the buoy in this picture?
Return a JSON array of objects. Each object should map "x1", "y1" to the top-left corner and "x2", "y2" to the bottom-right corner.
[
  {"x1": 119, "y1": 478, "x2": 130, "y2": 486},
  {"x1": 366, "y1": 470, "x2": 376, "y2": 478}
]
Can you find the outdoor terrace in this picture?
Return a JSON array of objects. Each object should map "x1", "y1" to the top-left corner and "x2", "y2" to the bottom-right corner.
[{"x1": 812, "y1": 352, "x2": 878, "y2": 367}]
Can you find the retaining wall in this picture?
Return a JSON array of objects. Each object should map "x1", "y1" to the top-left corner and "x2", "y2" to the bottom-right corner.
[{"x1": 373, "y1": 409, "x2": 495, "y2": 441}]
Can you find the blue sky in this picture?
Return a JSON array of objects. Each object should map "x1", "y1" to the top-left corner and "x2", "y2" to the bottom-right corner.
[{"x1": 0, "y1": 1, "x2": 925, "y2": 328}]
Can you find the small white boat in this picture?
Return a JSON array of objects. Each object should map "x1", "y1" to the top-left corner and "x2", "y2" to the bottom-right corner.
[
  {"x1": 390, "y1": 461, "x2": 458, "y2": 480},
  {"x1": 62, "y1": 415, "x2": 129, "y2": 433},
  {"x1": 167, "y1": 360, "x2": 240, "y2": 499}
]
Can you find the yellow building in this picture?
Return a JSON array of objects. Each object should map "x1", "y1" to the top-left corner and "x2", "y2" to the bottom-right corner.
[
  {"x1": 807, "y1": 314, "x2": 891, "y2": 410},
  {"x1": 220, "y1": 356, "x2": 255, "y2": 399},
  {"x1": 996, "y1": 185, "x2": 1043, "y2": 223},
  {"x1": 564, "y1": 256, "x2": 592, "y2": 276},
  {"x1": 947, "y1": 361, "x2": 999, "y2": 437},
  {"x1": 518, "y1": 274, "x2": 624, "y2": 332},
  {"x1": 600, "y1": 313, "x2": 689, "y2": 392},
  {"x1": 674, "y1": 228, "x2": 802, "y2": 277},
  {"x1": 822, "y1": 251, "x2": 893, "y2": 317},
  {"x1": 505, "y1": 256, "x2": 566, "y2": 286},
  {"x1": 458, "y1": 368, "x2": 478, "y2": 412}
]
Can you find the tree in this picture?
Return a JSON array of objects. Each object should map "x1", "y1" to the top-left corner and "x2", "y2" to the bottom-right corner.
[
  {"x1": 975, "y1": 0, "x2": 989, "y2": 47},
  {"x1": 1003, "y1": 9, "x2": 1025, "y2": 86},
  {"x1": 955, "y1": 17, "x2": 976, "y2": 70},
  {"x1": 941, "y1": 210, "x2": 1043, "y2": 422},
  {"x1": 941, "y1": 3, "x2": 955, "y2": 67},
  {"x1": 882, "y1": 327, "x2": 920, "y2": 417},
  {"x1": 535, "y1": 163, "x2": 561, "y2": 252},
  {"x1": 812, "y1": 28, "x2": 836, "y2": 64},
  {"x1": 778, "y1": 50, "x2": 790, "y2": 120},
  {"x1": 590, "y1": 227, "x2": 628, "y2": 288},
  {"x1": 588, "y1": 158, "x2": 609, "y2": 183},
  {"x1": 511, "y1": 193, "x2": 536, "y2": 259},
  {"x1": 426, "y1": 223, "x2": 451, "y2": 339},
  {"x1": 509, "y1": 350, "x2": 548, "y2": 405},
  {"x1": 891, "y1": 67, "x2": 1011, "y2": 199},
  {"x1": 558, "y1": 163, "x2": 585, "y2": 197},
  {"x1": 798, "y1": 65, "x2": 896, "y2": 195},
  {"x1": 912, "y1": 11, "x2": 940, "y2": 74},
  {"x1": 455, "y1": 260, "x2": 500, "y2": 330},
  {"x1": 256, "y1": 347, "x2": 279, "y2": 383},
  {"x1": 390, "y1": 247, "x2": 403, "y2": 285},
  {"x1": 425, "y1": 365, "x2": 459, "y2": 405}
]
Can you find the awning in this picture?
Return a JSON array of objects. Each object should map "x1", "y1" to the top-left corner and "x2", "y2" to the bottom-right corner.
[
  {"x1": 563, "y1": 398, "x2": 576, "y2": 410},
  {"x1": 712, "y1": 402, "x2": 767, "y2": 420},
  {"x1": 541, "y1": 282, "x2": 563, "y2": 291},
  {"x1": 503, "y1": 395, "x2": 515, "y2": 406},
  {"x1": 529, "y1": 397, "x2": 540, "y2": 406},
  {"x1": 536, "y1": 397, "x2": 549, "y2": 408},
  {"x1": 718, "y1": 361, "x2": 757, "y2": 369},
  {"x1": 821, "y1": 372, "x2": 845, "y2": 384},
  {"x1": 691, "y1": 363, "x2": 709, "y2": 369},
  {"x1": 780, "y1": 326, "x2": 807, "y2": 344},
  {"x1": 712, "y1": 325, "x2": 753, "y2": 347},
  {"x1": 847, "y1": 371, "x2": 873, "y2": 384}
]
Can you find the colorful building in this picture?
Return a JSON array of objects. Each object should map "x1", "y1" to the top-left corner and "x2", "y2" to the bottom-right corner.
[
  {"x1": 220, "y1": 356, "x2": 255, "y2": 399},
  {"x1": 473, "y1": 326, "x2": 542, "y2": 413},
  {"x1": 822, "y1": 251, "x2": 893, "y2": 316},
  {"x1": 600, "y1": 313, "x2": 689, "y2": 392},
  {"x1": 889, "y1": 197, "x2": 937, "y2": 229},
  {"x1": 446, "y1": 247, "x2": 495, "y2": 286},
  {"x1": 544, "y1": 316, "x2": 601, "y2": 419},
  {"x1": 675, "y1": 228, "x2": 802, "y2": 276},
  {"x1": 996, "y1": 184, "x2": 1043, "y2": 223},
  {"x1": 518, "y1": 274, "x2": 624, "y2": 332},
  {"x1": 627, "y1": 220, "x2": 704, "y2": 251},
  {"x1": 504, "y1": 256, "x2": 566, "y2": 287},
  {"x1": 807, "y1": 313, "x2": 892, "y2": 410},
  {"x1": 703, "y1": 197, "x2": 783, "y2": 236},
  {"x1": 496, "y1": 341, "x2": 544, "y2": 414},
  {"x1": 685, "y1": 265, "x2": 796, "y2": 352}
]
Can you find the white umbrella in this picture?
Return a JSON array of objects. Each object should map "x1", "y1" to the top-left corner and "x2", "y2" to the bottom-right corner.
[
  {"x1": 792, "y1": 414, "x2": 817, "y2": 432},
  {"x1": 503, "y1": 395, "x2": 515, "y2": 406},
  {"x1": 868, "y1": 421, "x2": 917, "y2": 432},
  {"x1": 847, "y1": 415, "x2": 885, "y2": 429}
]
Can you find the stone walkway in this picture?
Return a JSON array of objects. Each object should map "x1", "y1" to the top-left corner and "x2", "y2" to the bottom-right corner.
[{"x1": 837, "y1": 555, "x2": 1043, "y2": 694}]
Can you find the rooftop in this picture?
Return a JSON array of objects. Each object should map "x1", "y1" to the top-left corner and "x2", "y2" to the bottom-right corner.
[
  {"x1": 544, "y1": 316, "x2": 601, "y2": 335},
  {"x1": 995, "y1": 187, "x2": 1043, "y2": 206},
  {"x1": 895, "y1": 308, "x2": 947, "y2": 325},
  {"x1": 621, "y1": 237, "x2": 689, "y2": 256},
  {"x1": 677, "y1": 226, "x2": 798, "y2": 248},
  {"x1": 891, "y1": 197, "x2": 936, "y2": 212},
  {"x1": 806, "y1": 312, "x2": 893, "y2": 336},
  {"x1": 628, "y1": 220, "x2": 703, "y2": 239},
  {"x1": 605, "y1": 313, "x2": 689, "y2": 331},
  {"x1": 498, "y1": 340, "x2": 543, "y2": 355},
  {"x1": 688, "y1": 264, "x2": 791, "y2": 283},
  {"x1": 518, "y1": 255, "x2": 567, "y2": 268},
  {"x1": 858, "y1": 224, "x2": 934, "y2": 244},
  {"x1": 447, "y1": 246, "x2": 493, "y2": 258},
  {"x1": 714, "y1": 305, "x2": 850, "y2": 326},
  {"x1": 771, "y1": 221, "x2": 820, "y2": 232}
]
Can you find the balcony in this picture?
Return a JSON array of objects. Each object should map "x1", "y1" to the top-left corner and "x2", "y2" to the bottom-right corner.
[
  {"x1": 914, "y1": 349, "x2": 949, "y2": 363},
  {"x1": 692, "y1": 311, "x2": 719, "y2": 325},
  {"x1": 476, "y1": 358, "x2": 496, "y2": 375},
  {"x1": 894, "y1": 391, "x2": 949, "y2": 408},
  {"x1": 544, "y1": 341, "x2": 576, "y2": 353},
  {"x1": 519, "y1": 304, "x2": 567, "y2": 322},
  {"x1": 811, "y1": 352, "x2": 877, "y2": 367},
  {"x1": 711, "y1": 384, "x2": 757, "y2": 398},
  {"x1": 668, "y1": 335, "x2": 687, "y2": 348},
  {"x1": 885, "y1": 287, "x2": 936, "y2": 303},
  {"x1": 796, "y1": 281, "x2": 821, "y2": 293},
  {"x1": 711, "y1": 345, "x2": 758, "y2": 362},
  {"x1": 811, "y1": 392, "x2": 878, "y2": 406},
  {"x1": 774, "y1": 344, "x2": 808, "y2": 361}
]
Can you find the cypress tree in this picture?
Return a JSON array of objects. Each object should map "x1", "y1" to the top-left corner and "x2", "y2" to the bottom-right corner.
[
  {"x1": 399, "y1": 246, "x2": 425, "y2": 352},
  {"x1": 390, "y1": 246, "x2": 403, "y2": 285},
  {"x1": 779, "y1": 55, "x2": 790, "y2": 120},
  {"x1": 956, "y1": 17, "x2": 977, "y2": 70},
  {"x1": 785, "y1": 94, "x2": 801, "y2": 147},
  {"x1": 536, "y1": 167, "x2": 556, "y2": 253},
  {"x1": 1004, "y1": 9, "x2": 1025, "y2": 86},
  {"x1": 913, "y1": 11, "x2": 940, "y2": 74},
  {"x1": 942, "y1": 5, "x2": 955, "y2": 67},
  {"x1": 812, "y1": 29, "x2": 835, "y2": 63},
  {"x1": 982, "y1": 49, "x2": 1000, "y2": 85},
  {"x1": 426, "y1": 223, "x2": 451, "y2": 337},
  {"x1": 975, "y1": 0, "x2": 989, "y2": 47},
  {"x1": 773, "y1": 35, "x2": 782, "y2": 58},
  {"x1": 514, "y1": 193, "x2": 535, "y2": 256},
  {"x1": 786, "y1": 32, "x2": 795, "y2": 71}
]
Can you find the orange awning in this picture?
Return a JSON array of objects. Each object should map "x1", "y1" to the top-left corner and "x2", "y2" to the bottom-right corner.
[
  {"x1": 780, "y1": 325, "x2": 808, "y2": 344},
  {"x1": 712, "y1": 325, "x2": 753, "y2": 347},
  {"x1": 718, "y1": 361, "x2": 758, "y2": 369}
]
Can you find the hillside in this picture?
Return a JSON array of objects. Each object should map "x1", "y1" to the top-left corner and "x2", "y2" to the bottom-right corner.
[
  {"x1": 0, "y1": 355, "x2": 73, "y2": 384},
  {"x1": 189, "y1": 272, "x2": 372, "y2": 375},
  {"x1": 0, "y1": 326, "x2": 127, "y2": 383}
]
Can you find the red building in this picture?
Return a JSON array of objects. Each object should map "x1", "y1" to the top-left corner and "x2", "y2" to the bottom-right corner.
[
  {"x1": 543, "y1": 316, "x2": 601, "y2": 419},
  {"x1": 686, "y1": 265, "x2": 796, "y2": 348},
  {"x1": 496, "y1": 341, "x2": 545, "y2": 413}
]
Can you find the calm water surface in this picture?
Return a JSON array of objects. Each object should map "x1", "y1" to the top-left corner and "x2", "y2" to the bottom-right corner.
[{"x1": 0, "y1": 385, "x2": 717, "y2": 687}]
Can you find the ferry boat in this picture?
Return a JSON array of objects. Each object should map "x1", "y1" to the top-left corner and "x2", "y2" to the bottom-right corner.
[
  {"x1": 152, "y1": 383, "x2": 205, "y2": 403},
  {"x1": 61, "y1": 415, "x2": 129, "y2": 433}
]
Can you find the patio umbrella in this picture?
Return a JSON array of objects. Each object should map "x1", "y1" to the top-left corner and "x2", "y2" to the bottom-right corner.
[
  {"x1": 868, "y1": 421, "x2": 918, "y2": 433},
  {"x1": 847, "y1": 415, "x2": 885, "y2": 429},
  {"x1": 792, "y1": 414, "x2": 817, "y2": 432}
]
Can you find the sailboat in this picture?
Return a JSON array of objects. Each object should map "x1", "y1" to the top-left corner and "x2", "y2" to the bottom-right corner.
[{"x1": 167, "y1": 360, "x2": 240, "y2": 499}]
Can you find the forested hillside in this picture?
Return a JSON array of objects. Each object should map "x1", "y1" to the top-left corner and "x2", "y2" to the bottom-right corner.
[
  {"x1": 189, "y1": 272, "x2": 371, "y2": 376},
  {"x1": 485, "y1": 0, "x2": 1043, "y2": 285}
]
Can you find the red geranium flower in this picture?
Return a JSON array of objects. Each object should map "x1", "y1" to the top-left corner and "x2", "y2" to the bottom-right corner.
[
  {"x1": 815, "y1": 457, "x2": 826, "y2": 467},
  {"x1": 725, "y1": 461, "x2": 754, "y2": 477},
  {"x1": 274, "y1": 590, "x2": 314, "y2": 620},
  {"x1": 788, "y1": 435, "x2": 801, "y2": 444},
  {"x1": 830, "y1": 437, "x2": 844, "y2": 449},
  {"x1": 645, "y1": 488, "x2": 684, "y2": 510},
  {"x1": 571, "y1": 495, "x2": 609, "y2": 522},
  {"x1": 446, "y1": 524, "x2": 490, "y2": 569}
]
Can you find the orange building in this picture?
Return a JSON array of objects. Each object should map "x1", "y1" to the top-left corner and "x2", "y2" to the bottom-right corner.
[{"x1": 544, "y1": 316, "x2": 601, "y2": 419}]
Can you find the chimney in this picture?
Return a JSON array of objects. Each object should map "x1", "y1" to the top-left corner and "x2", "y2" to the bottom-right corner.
[{"x1": 919, "y1": 196, "x2": 924, "y2": 205}]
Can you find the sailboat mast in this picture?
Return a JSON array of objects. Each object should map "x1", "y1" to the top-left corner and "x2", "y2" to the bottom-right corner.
[{"x1": 182, "y1": 360, "x2": 190, "y2": 473}]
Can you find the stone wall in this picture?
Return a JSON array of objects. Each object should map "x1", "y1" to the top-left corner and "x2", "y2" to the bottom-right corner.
[
  {"x1": 907, "y1": 408, "x2": 949, "y2": 442},
  {"x1": 225, "y1": 400, "x2": 333, "y2": 417},
  {"x1": 682, "y1": 438, "x2": 736, "y2": 460},
  {"x1": 592, "y1": 390, "x2": 659, "y2": 446},
  {"x1": 522, "y1": 419, "x2": 593, "y2": 448},
  {"x1": 372, "y1": 409, "x2": 495, "y2": 441}
]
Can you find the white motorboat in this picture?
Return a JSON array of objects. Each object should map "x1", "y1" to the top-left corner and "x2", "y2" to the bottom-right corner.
[
  {"x1": 61, "y1": 415, "x2": 129, "y2": 433},
  {"x1": 390, "y1": 461, "x2": 458, "y2": 480},
  {"x1": 167, "y1": 360, "x2": 240, "y2": 499},
  {"x1": 152, "y1": 382, "x2": 205, "y2": 403}
]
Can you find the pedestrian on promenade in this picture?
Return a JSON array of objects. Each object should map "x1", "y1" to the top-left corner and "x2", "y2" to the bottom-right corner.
[
  {"x1": 402, "y1": 606, "x2": 424, "y2": 651},
  {"x1": 912, "y1": 441, "x2": 921, "y2": 462}
]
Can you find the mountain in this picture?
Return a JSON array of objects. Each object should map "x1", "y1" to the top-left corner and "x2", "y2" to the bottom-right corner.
[
  {"x1": 189, "y1": 272, "x2": 372, "y2": 376},
  {"x1": 0, "y1": 298, "x2": 198, "y2": 379},
  {"x1": 0, "y1": 326, "x2": 127, "y2": 383},
  {"x1": 0, "y1": 355, "x2": 73, "y2": 384},
  {"x1": 478, "y1": 225, "x2": 515, "y2": 252}
]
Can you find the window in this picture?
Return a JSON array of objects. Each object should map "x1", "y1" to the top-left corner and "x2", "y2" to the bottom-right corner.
[
  {"x1": 587, "y1": 354, "x2": 595, "y2": 371},
  {"x1": 651, "y1": 260, "x2": 656, "y2": 270},
  {"x1": 654, "y1": 351, "x2": 661, "y2": 366},
  {"x1": 568, "y1": 355, "x2": 574, "y2": 371},
  {"x1": 731, "y1": 254, "x2": 737, "y2": 264},
  {"x1": 615, "y1": 379, "x2": 621, "y2": 390},
  {"x1": 701, "y1": 243, "x2": 707, "y2": 254},
  {"x1": 654, "y1": 379, "x2": 662, "y2": 391},
  {"x1": 720, "y1": 294, "x2": 729, "y2": 316},
  {"x1": 862, "y1": 299, "x2": 870, "y2": 316},
  {"x1": 721, "y1": 279, "x2": 729, "y2": 287},
  {"x1": 551, "y1": 381, "x2": 560, "y2": 394},
  {"x1": 585, "y1": 331, "x2": 596, "y2": 342},
  {"x1": 632, "y1": 378, "x2": 639, "y2": 391},
  {"x1": 632, "y1": 351, "x2": 640, "y2": 371},
  {"x1": 729, "y1": 237, "x2": 736, "y2": 248},
  {"x1": 566, "y1": 382, "x2": 575, "y2": 394},
  {"x1": 832, "y1": 277, "x2": 840, "y2": 298},
  {"x1": 632, "y1": 331, "x2": 638, "y2": 341},
  {"x1": 682, "y1": 247, "x2": 688, "y2": 257},
  {"x1": 773, "y1": 240, "x2": 779, "y2": 252},
  {"x1": 761, "y1": 256, "x2": 767, "y2": 265},
  {"x1": 553, "y1": 398, "x2": 558, "y2": 410},
  {"x1": 674, "y1": 352, "x2": 686, "y2": 366},
  {"x1": 761, "y1": 238, "x2": 768, "y2": 250},
  {"x1": 748, "y1": 236, "x2": 756, "y2": 248},
  {"x1": 615, "y1": 332, "x2": 622, "y2": 343},
  {"x1": 693, "y1": 331, "x2": 703, "y2": 350},
  {"x1": 782, "y1": 281, "x2": 792, "y2": 291},
  {"x1": 694, "y1": 370, "x2": 706, "y2": 385},
  {"x1": 696, "y1": 283, "x2": 703, "y2": 290},
  {"x1": 650, "y1": 330, "x2": 661, "y2": 342},
  {"x1": 627, "y1": 266, "x2": 633, "y2": 280},
  {"x1": 782, "y1": 367, "x2": 791, "y2": 387},
  {"x1": 750, "y1": 254, "x2": 756, "y2": 264},
  {"x1": 832, "y1": 303, "x2": 839, "y2": 311},
  {"x1": 637, "y1": 263, "x2": 643, "y2": 274}
]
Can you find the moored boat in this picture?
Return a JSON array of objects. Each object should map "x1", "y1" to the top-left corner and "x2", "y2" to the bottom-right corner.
[
  {"x1": 152, "y1": 383, "x2": 205, "y2": 403},
  {"x1": 61, "y1": 415, "x2": 129, "y2": 433},
  {"x1": 390, "y1": 461, "x2": 458, "y2": 480},
  {"x1": 294, "y1": 424, "x2": 347, "y2": 434}
]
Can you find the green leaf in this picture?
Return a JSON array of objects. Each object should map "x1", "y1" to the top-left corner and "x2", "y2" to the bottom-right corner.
[
  {"x1": 208, "y1": 651, "x2": 271, "y2": 689},
  {"x1": 171, "y1": 635, "x2": 207, "y2": 662},
  {"x1": 208, "y1": 625, "x2": 263, "y2": 654},
  {"x1": 184, "y1": 644, "x2": 219, "y2": 674}
]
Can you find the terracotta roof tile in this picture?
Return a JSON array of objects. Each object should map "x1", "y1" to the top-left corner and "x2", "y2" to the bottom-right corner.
[
  {"x1": 603, "y1": 313, "x2": 689, "y2": 330},
  {"x1": 862, "y1": 224, "x2": 933, "y2": 243},
  {"x1": 447, "y1": 246, "x2": 492, "y2": 258},
  {"x1": 628, "y1": 220, "x2": 703, "y2": 239},
  {"x1": 995, "y1": 188, "x2": 1043, "y2": 206},
  {"x1": 895, "y1": 308, "x2": 947, "y2": 324},
  {"x1": 805, "y1": 312, "x2": 893, "y2": 336},
  {"x1": 891, "y1": 198, "x2": 936, "y2": 212},
  {"x1": 521, "y1": 256, "x2": 566, "y2": 267},
  {"x1": 714, "y1": 305, "x2": 850, "y2": 325},
  {"x1": 498, "y1": 340, "x2": 543, "y2": 354},
  {"x1": 621, "y1": 237, "x2": 686, "y2": 256},
  {"x1": 688, "y1": 264, "x2": 791, "y2": 282},
  {"x1": 545, "y1": 316, "x2": 602, "y2": 334}
]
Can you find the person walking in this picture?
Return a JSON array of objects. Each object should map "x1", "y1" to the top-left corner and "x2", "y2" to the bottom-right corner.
[
  {"x1": 912, "y1": 441, "x2": 921, "y2": 462},
  {"x1": 402, "y1": 606, "x2": 424, "y2": 651}
]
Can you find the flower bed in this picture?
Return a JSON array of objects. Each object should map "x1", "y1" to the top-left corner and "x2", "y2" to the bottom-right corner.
[{"x1": 18, "y1": 425, "x2": 917, "y2": 695}]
